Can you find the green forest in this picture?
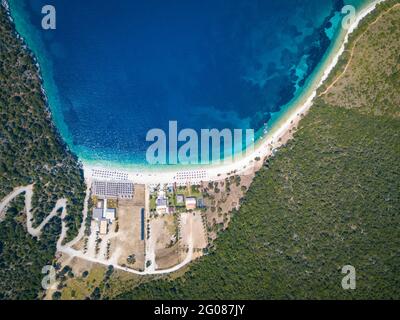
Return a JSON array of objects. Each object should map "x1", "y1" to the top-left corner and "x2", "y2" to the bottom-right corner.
[
  {"x1": 116, "y1": 1, "x2": 400, "y2": 299},
  {"x1": 0, "y1": 6, "x2": 85, "y2": 299},
  {"x1": 0, "y1": 195, "x2": 61, "y2": 299},
  {"x1": 0, "y1": 0, "x2": 399, "y2": 300},
  {"x1": 118, "y1": 102, "x2": 400, "y2": 299}
]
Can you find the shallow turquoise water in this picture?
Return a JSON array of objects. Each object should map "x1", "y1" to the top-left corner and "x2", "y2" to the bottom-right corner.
[{"x1": 8, "y1": 0, "x2": 370, "y2": 166}]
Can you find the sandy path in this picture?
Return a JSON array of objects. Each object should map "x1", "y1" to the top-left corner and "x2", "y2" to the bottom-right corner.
[
  {"x1": 98, "y1": 232, "x2": 118, "y2": 260},
  {"x1": 145, "y1": 221, "x2": 158, "y2": 272},
  {"x1": 86, "y1": 221, "x2": 98, "y2": 257},
  {"x1": 0, "y1": 185, "x2": 32, "y2": 222},
  {"x1": 0, "y1": 185, "x2": 66, "y2": 239},
  {"x1": 0, "y1": 184, "x2": 194, "y2": 275},
  {"x1": 320, "y1": 2, "x2": 398, "y2": 97}
]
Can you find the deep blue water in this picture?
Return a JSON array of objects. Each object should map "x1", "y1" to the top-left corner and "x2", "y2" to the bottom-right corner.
[{"x1": 8, "y1": 0, "x2": 368, "y2": 165}]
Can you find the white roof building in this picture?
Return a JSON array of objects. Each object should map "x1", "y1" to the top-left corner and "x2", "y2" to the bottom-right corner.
[
  {"x1": 105, "y1": 208, "x2": 116, "y2": 221},
  {"x1": 156, "y1": 191, "x2": 169, "y2": 214},
  {"x1": 185, "y1": 197, "x2": 197, "y2": 210},
  {"x1": 176, "y1": 194, "x2": 185, "y2": 205}
]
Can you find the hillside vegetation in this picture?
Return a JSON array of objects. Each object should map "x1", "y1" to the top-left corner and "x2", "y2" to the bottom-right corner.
[
  {"x1": 0, "y1": 6, "x2": 85, "y2": 299},
  {"x1": 0, "y1": 6, "x2": 85, "y2": 240},
  {"x1": 0, "y1": 196, "x2": 61, "y2": 299},
  {"x1": 116, "y1": 0, "x2": 400, "y2": 299}
]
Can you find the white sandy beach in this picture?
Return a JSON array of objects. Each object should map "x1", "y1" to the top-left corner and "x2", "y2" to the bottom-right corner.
[{"x1": 83, "y1": 0, "x2": 386, "y2": 186}]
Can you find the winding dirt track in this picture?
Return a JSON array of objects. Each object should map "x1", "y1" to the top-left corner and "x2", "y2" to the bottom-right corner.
[
  {"x1": 1, "y1": 1, "x2": 396, "y2": 278},
  {"x1": 0, "y1": 184, "x2": 194, "y2": 275},
  {"x1": 0, "y1": 185, "x2": 65, "y2": 238}
]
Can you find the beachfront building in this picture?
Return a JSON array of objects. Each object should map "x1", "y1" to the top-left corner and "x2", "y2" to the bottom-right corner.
[
  {"x1": 197, "y1": 198, "x2": 205, "y2": 208},
  {"x1": 92, "y1": 180, "x2": 134, "y2": 199},
  {"x1": 185, "y1": 197, "x2": 197, "y2": 210},
  {"x1": 105, "y1": 208, "x2": 116, "y2": 222},
  {"x1": 156, "y1": 197, "x2": 168, "y2": 214},
  {"x1": 92, "y1": 197, "x2": 117, "y2": 235},
  {"x1": 156, "y1": 190, "x2": 169, "y2": 214},
  {"x1": 92, "y1": 208, "x2": 103, "y2": 221},
  {"x1": 176, "y1": 194, "x2": 185, "y2": 206}
]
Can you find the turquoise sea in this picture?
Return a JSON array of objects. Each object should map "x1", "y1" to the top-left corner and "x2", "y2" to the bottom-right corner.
[{"x1": 7, "y1": 0, "x2": 370, "y2": 167}]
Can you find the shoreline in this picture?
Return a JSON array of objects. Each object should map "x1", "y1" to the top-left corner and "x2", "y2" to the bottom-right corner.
[
  {"x1": 1, "y1": 0, "x2": 85, "y2": 174},
  {"x1": 83, "y1": 0, "x2": 385, "y2": 185},
  {"x1": 3, "y1": 0, "x2": 385, "y2": 185}
]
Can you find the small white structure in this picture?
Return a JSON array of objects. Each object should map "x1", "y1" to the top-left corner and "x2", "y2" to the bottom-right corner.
[
  {"x1": 185, "y1": 197, "x2": 197, "y2": 210},
  {"x1": 176, "y1": 194, "x2": 185, "y2": 205},
  {"x1": 156, "y1": 191, "x2": 169, "y2": 214},
  {"x1": 92, "y1": 197, "x2": 116, "y2": 233},
  {"x1": 105, "y1": 208, "x2": 116, "y2": 222},
  {"x1": 156, "y1": 198, "x2": 168, "y2": 214}
]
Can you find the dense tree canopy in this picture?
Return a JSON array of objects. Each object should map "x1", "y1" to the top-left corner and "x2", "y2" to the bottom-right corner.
[
  {"x1": 0, "y1": 6, "x2": 85, "y2": 299},
  {"x1": 116, "y1": 1, "x2": 400, "y2": 300}
]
